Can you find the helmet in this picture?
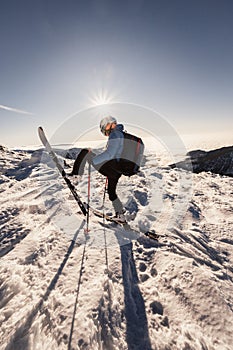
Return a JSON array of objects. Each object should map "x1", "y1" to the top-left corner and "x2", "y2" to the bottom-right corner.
[{"x1": 100, "y1": 116, "x2": 117, "y2": 135}]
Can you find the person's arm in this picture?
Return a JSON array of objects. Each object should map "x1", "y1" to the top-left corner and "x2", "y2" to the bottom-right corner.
[{"x1": 92, "y1": 130, "x2": 124, "y2": 166}]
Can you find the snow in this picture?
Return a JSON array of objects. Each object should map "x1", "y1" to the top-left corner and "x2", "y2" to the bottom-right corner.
[{"x1": 0, "y1": 143, "x2": 233, "y2": 350}]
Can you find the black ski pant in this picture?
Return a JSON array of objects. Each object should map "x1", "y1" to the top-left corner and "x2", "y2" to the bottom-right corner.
[{"x1": 72, "y1": 148, "x2": 122, "y2": 203}]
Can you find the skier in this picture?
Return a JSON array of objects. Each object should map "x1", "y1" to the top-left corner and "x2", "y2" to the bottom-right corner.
[
  {"x1": 39, "y1": 126, "x2": 158, "y2": 240},
  {"x1": 69, "y1": 116, "x2": 127, "y2": 221}
]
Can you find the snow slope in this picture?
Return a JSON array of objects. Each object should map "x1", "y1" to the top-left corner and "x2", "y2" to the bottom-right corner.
[{"x1": 0, "y1": 145, "x2": 233, "y2": 350}]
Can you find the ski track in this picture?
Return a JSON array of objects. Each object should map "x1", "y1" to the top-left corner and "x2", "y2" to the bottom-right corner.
[{"x1": 0, "y1": 148, "x2": 233, "y2": 350}]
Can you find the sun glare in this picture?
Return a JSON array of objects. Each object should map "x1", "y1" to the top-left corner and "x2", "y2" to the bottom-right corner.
[{"x1": 89, "y1": 89, "x2": 115, "y2": 106}]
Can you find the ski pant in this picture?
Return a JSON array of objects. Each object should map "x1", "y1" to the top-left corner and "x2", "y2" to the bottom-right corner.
[{"x1": 72, "y1": 149, "x2": 124, "y2": 213}]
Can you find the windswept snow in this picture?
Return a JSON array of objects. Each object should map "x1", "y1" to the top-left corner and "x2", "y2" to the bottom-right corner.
[{"x1": 0, "y1": 145, "x2": 233, "y2": 350}]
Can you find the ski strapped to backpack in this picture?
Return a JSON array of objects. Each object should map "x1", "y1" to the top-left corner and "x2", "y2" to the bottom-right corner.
[{"x1": 120, "y1": 131, "x2": 144, "y2": 176}]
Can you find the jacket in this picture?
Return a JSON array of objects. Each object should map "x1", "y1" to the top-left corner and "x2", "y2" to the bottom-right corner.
[{"x1": 92, "y1": 124, "x2": 124, "y2": 168}]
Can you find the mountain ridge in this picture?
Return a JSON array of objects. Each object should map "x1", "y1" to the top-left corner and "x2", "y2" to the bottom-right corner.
[{"x1": 170, "y1": 145, "x2": 233, "y2": 177}]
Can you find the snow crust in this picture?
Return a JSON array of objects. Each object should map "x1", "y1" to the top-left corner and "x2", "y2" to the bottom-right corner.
[{"x1": 0, "y1": 145, "x2": 233, "y2": 350}]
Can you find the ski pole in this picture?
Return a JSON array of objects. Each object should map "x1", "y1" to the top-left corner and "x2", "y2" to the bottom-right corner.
[
  {"x1": 85, "y1": 162, "x2": 91, "y2": 233},
  {"x1": 102, "y1": 177, "x2": 108, "y2": 214}
]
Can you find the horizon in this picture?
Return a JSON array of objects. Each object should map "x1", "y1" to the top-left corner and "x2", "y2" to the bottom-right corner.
[{"x1": 3, "y1": 131, "x2": 232, "y2": 155}]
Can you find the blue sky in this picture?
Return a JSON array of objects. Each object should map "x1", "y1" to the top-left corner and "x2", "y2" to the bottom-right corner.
[{"x1": 0, "y1": 0, "x2": 233, "y2": 147}]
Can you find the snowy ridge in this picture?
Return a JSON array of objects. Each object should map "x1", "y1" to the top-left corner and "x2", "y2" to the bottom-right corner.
[{"x1": 0, "y1": 145, "x2": 233, "y2": 350}]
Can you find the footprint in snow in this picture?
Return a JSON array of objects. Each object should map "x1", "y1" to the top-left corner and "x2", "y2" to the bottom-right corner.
[
  {"x1": 151, "y1": 172, "x2": 163, "y2": 180},
  {"x1": 125, "y1": 197, "x2": 138, "y2": 214},
  {"x1": 140, "y1": 274, "x2": 150, "y2": 282},
  {"x1": 134, "y1": 190, "x2": 148, "y2": 206},
  {"x1": 139, "y1": 262, "x2": 147, "y2": 272},
  {"x1": 150, "y1": 301, "x2": 164, "y2": 315}
]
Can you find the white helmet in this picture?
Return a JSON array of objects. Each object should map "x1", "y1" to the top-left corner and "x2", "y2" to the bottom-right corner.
[{"x1": 100, "y1": 116, "x2": 117, "y2": 135}]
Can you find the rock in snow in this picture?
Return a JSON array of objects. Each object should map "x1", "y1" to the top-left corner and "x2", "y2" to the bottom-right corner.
[
  {"x1": 170, "y1": 145, "x2": 233, "y2": 177},
  {"x1": 0, "y1": 145, "x2": 233, "y2": 350}
]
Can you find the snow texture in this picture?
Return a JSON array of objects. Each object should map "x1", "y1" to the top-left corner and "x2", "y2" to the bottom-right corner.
[{"x1": 0, "y1": 144, "x2": 233, "y2": 350}]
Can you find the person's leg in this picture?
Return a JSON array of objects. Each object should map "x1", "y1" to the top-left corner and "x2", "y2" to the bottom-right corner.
[
  {"x1": 107, "y1": 176, "x2": 124, "y2": 215},
  {"x1": 107, "y1": 176, "x2": 120, "y2": 202},
  {"x1": 72, "y1": 149, "x2": 94, "y2": 175},
  {"x1": 95, "y1": 160, "x2": 125, "y2": 216}
]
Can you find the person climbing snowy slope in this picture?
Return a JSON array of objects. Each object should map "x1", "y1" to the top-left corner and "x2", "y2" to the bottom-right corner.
[{"x1": 69, "y1": 116, "x2": 144, "y2": 222}]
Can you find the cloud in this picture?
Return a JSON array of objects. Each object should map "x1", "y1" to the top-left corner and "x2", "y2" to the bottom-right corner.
[{"x1": 0, "y1": 104, "x2": 34, "y2": 115}]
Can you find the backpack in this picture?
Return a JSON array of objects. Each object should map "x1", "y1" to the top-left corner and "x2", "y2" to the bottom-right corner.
[{"x1": 120, "y1": 131, "x2": 144, "y2": 176}]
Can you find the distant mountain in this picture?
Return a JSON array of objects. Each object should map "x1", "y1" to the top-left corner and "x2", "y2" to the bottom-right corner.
[{"x1": 170, "y1": 145, "x2": 233, "y2": 177}]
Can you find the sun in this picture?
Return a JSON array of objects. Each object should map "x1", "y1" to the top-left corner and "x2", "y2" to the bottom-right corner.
[{"x1": 89, "y1": 89, "x2": 115, "y2": 106}]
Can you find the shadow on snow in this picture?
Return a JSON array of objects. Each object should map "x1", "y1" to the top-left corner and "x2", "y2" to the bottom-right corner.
[{"x1": 5, "y1": 220, "x2": 85, "y2": 350}]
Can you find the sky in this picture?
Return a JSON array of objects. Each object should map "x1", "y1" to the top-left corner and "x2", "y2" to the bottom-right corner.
[{"x1": 0, "y1": 0, "x2": 233, "y2": 148}]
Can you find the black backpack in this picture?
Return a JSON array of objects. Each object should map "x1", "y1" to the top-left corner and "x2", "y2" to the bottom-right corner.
[{"x1": 120, "y1": 131, "x2": 144, "y2": 176}]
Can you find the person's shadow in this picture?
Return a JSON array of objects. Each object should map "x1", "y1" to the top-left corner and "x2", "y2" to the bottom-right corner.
[{"x1": 114, "y1": 229, "x2": 152, "y2": 350}]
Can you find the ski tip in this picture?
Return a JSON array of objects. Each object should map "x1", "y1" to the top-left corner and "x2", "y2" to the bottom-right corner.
[{"x1": 38, "y1": 126, "x2": 43, "y2": 131}]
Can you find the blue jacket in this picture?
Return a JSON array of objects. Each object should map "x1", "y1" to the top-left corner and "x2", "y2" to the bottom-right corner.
[{"x1": 92, "y1": 124, "x2": 124, "y2": 168}]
